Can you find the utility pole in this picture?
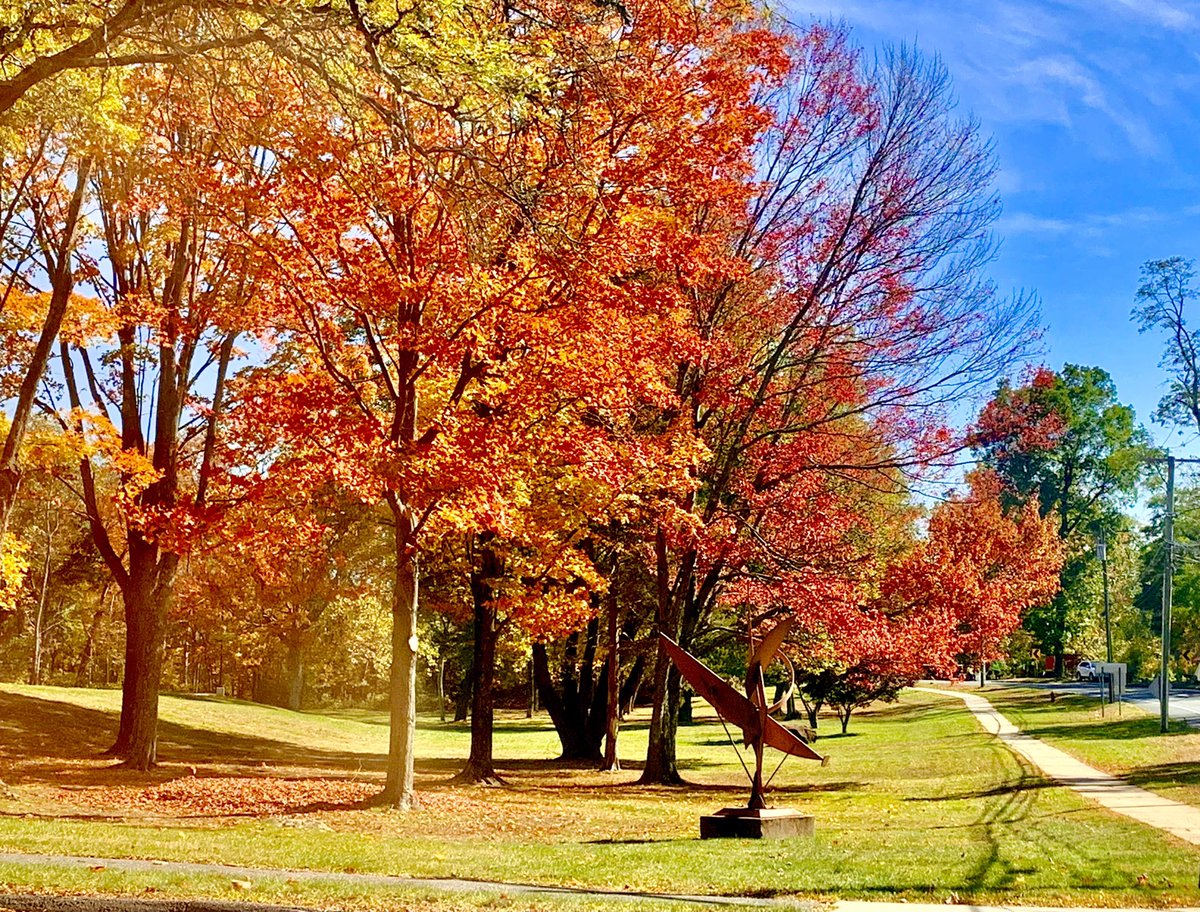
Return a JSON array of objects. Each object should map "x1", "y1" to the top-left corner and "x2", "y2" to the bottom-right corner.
[
  {"x1": 1097, "y1": 528, "x2": 1112, "y2": 664},
  {"x1": 1161, "y1": 455, "x2": 1175, "y2": 735}
]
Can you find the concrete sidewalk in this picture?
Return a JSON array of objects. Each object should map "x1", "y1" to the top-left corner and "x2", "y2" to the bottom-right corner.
[{"x1": 916, "y1": 687, "x2": 1200, "y2": 845}]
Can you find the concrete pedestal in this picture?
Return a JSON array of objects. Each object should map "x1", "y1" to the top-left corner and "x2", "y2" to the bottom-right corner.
[{"x1": 699, "y1": 807, "x2": 815, "y2": 839}]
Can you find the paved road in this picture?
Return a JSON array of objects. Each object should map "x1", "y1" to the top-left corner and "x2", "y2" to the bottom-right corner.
[{"x1": 987, "y1": 679, "x2": 1200, "y2": 726}]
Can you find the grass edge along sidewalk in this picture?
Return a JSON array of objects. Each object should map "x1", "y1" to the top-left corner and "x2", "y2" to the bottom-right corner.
[
  {"x1": 979, "y1": 684, "x2": 1200, "y2": 813},
  {"x1": 914, "y1": 687, "x2": 1200, "y2": 844},
  {"x1": 0, "y1": 851, "x2": 814, "y2": 911}
]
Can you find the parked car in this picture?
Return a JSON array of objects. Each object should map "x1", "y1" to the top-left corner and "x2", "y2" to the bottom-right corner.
[{"x1": 1076, "y1": 659, "x2": 1099, "y2": 682}]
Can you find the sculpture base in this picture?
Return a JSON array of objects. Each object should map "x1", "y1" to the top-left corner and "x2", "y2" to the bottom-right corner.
[{"x1": 699, "y1": 807, "x2": 815, "y2": 839}]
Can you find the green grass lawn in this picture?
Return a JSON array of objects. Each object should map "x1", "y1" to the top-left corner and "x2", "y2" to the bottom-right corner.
[
  {"x1": 0, "y1": 684, "x2": 1197, "y2": 908},
  {"x1": 976, "y1": 685, "x2": 1200, "y2": 811}
]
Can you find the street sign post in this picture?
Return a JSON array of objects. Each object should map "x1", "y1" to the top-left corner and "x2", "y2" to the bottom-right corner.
[{"x1": 1097, "y1": 662, "x2": 1126, "y2": 716}]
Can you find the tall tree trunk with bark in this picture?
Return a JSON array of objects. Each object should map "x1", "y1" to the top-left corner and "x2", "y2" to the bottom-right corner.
[
  {"x1": 75, "y1": 586, "x2": 113, "y2": 687},
  {"x1": 115, "y1": 532, "x2": 178, "y2": 770},
  {"x1": 382, "y1": 496, "x2": 419, "y2": 807},
  {"x1": 456, "y1": 538, "x2": 502, "y2": 784},
  {"x1": 28, "y1": 507, "x2": 56, "y2": 686},
  {"x1": 601, "y1": 588, "x2": 621, "y2": 772},
  {"x1": 640, "y1": 530, "x2": 685, "y2": 785},
  {"x1": 285, "y1": 638, "x2": 304, "y2": 711}
]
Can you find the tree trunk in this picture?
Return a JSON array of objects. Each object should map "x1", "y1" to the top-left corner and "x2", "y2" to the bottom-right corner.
[
  {"x1": 455, "y1": 540, "x2": 501, "y2": 784},
  {"x1": 381, "y1": 497, "x2": 419, "y2": 808},
  {"x1": 619, "y1": 653, "x2": 645, "y2": 718},
  {"x1": 438, "y1": 657, "x2": 447, "y2": 723},
  {"x1": 807, "y1": 702, "x2": 819, "y2": 729},
  {"x1": 29, "y1": 607, "x2": 43, "y2": 685},
  {"x1": 641, "y1": 644, "x2": 684, "y2": 783},
  {"x1": 527, "y1": 660, "x2": 534, "y2": 719},
  {"x1": 453, "y1": 669, "x2": 472, "y2": 722},
  {"x1": 640, "y1": 530, "x2": 685, "y2": 785},
  {"x1": 532, "y1": 634, "x2": 608, "y2": 762},
  {"x1": 601, "y1": 589, "x2": 620, "y2": 772},
  {"x1": 28, "y1": 508, "x2": 56, "y2": 686},
  {"x1": 74, "y1": 598, "x2": 109, "y2": 687},
  {"x1": 285, "y1": 639, "x2": 304, "y2": 711},
  {"x1": 838, "y1": 706, "x2": 851, "y2": 734},
  {"x1": 118, "y1": 552, "x2": 169, "y2": 770}
]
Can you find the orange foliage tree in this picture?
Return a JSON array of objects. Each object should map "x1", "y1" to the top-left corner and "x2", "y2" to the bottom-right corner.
[
  {"x1": 38, "y1": 55, "x2": 282, "y2": 768},
  {"x1": 636, "y1": 34, "x2": 1042, "y2": 783},
  {"x1": 226, "y1": 0, "x2": 787, "y2": 805}
]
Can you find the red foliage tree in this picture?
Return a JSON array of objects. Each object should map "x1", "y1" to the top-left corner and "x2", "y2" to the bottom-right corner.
[
  {"x1": 881, "y1": 470, "x2": 1064, "y2": 679},
  {"x1": 638, "y1": 33, "x2": 1041, "y2": 783}
]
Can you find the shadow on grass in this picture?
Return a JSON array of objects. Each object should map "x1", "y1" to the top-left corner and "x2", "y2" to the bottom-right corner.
[
  {"x1": 1022, "y1": 717, "x2": 1192, "y2": 742},
  {"x1": 0, "y1": 689, "x2": 747, "y2": 813},
  {"x1": 601, "y1": 778, "x2": 861, "y2": 795},
  {"x1": 960, "y1": 741, "x2": 1042, "y2": 892},
  {"x1": 0, "y1": 690, "x2": 392, "y2": 788},
  {"x1": 1126, "y1": 761, "x2": 1200, "y2": 789}
]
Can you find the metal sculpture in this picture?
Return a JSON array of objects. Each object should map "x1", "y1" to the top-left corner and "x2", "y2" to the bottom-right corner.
[{"x1": 660, "y1": 616, "x2": 824, "y2": 816}]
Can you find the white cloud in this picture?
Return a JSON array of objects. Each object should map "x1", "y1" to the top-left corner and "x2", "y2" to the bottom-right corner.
[
  {"x1": 784, "y1": 0, "x2": 1183, "y2": 160},
  {"x1": 998, "y1": 207, "x2": 1172, "y2": 239},
  {"x1": 1102, "y1": 0, "x2": 1196, "y2": 30},
  {"x1": 996, "y1": 213, "x2": 1073, "y2": 236}
]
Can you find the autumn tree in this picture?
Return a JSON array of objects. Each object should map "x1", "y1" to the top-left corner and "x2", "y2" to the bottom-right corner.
[
  {"x1": 637, "y1": 36, "x2": 1040, "y2": 784},
  {"x1": 28, "y1": 51, "x2": 287, "y2": 767},
  {"x1": 226, "y1": 0, "x2": 787, "y2": 803},
  {"x1": 972, "y1": 365, "x2": 1152, "y2": 674},
  {"x1": 0, "y1": 418, "x2": 110, "y2": 685},
  {"x1": 882, "y1": 470, "x2": 1063, "y2": 683},
  {"x1": 178, "y1": 490, "x2": 383, "y2": 710}
]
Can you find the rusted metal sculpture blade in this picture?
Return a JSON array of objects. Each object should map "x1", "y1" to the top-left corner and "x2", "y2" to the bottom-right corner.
[
  {"x1": 750, "y1": 616, "x2": 794, "y2": 670},
  {"x1": 659, "y1": 634, "x2": 823, "y2": 763},
  {"x1": 762, "y1": 712, "x2": 824, "y2": 763},
  {"x1": 660, "y1": 634, "x2": 761, "y2": 742}
]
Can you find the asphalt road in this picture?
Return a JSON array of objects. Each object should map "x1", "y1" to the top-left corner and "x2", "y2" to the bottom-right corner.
[{"x1": 987, "y1": 678, "x2": 1200, "y2": 725}]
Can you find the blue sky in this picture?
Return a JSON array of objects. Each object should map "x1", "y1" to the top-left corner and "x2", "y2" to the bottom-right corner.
[{"x1": 786, "y1": 0, "x2": 1200, "y2": 456}]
